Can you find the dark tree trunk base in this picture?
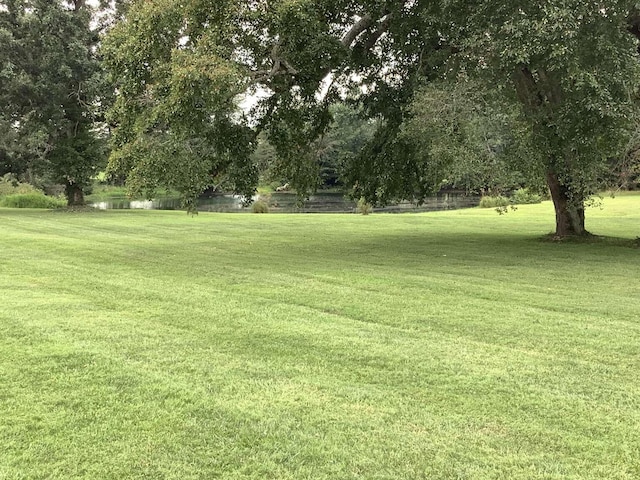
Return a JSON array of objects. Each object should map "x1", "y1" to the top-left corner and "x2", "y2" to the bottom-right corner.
[
  {"x1": 65, "y1": 182, "x2": 85, "y2": 207},
  {"x1": 546, "y1": 171, "x2": 588, "y2": 237}
]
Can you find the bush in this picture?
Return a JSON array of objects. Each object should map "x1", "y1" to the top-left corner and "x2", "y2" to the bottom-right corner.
[
  {"x1": 0, "y1": 193, "x2": 66, "y2": 209},
  {"x1": 511, "y1": 188, "x2": 542, "y2": 205},
  {"x1": 0, "y1": 174, "x2": 41, "y2": 196},
  {"x1": 357, "y1": 197, "x2": 373, "y2": 215},
  {"x1": 478, "y1": 195, "x2": 510, "y2": 208},
  {"x1": 251, "y1": 200, "x2": 270, "y2": 213}
]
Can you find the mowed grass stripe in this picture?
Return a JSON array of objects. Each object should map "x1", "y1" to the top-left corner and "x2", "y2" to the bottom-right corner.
[{"x1": 0, "y1": 197, "x2": 639, "y2": 479}]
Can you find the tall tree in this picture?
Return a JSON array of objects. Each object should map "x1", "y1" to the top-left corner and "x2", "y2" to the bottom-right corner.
[
  {"x1": 446, "y1": 1, "x2": 640, "y2": 236},
  {"x1": 101, "y1": 0, "x2": 258, "y2": 210},
  {"x1": 104, "y1": 1, "x2": 640, "y2": 235},
  {"x1": 0, "y1": 0, "x2": 106, "y2": 205},
  {"x1": 346, "y1": 1, "x2": 640, "y2": 235}
]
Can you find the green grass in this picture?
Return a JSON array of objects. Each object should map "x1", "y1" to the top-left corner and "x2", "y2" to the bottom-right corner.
[{"x1": 1, "y1": 197, "x2": 639, "y2": 479}]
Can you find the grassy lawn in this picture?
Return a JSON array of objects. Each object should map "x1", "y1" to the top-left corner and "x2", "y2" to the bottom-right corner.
[{"x1": 0, "y1": 196, "x2": 639, "y2": 479}]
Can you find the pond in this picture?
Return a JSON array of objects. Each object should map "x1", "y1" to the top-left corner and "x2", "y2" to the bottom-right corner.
[{"x1": 90, "y1": 191, "x2": 480, "y2": 213}]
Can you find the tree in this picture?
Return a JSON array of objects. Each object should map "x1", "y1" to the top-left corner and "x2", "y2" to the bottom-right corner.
[
  {"x1": 392, "y1": 80, "x2": 533, "y2": 197},
  {"x1": 446, "y1": 1, "x2": 640, "y2": 236},
  {"x1": 101, "y1": 1, "x2": 258, "y2": 210},
  {"x1": 253, "y1": 103, "x2": 377, "y2": 190},
  {"x1": 346, "y1": 1, "x2": 640, "y2": 236},
  {"x1": 318, "y1": 103, "x2": 378, "y2": 189},
  {"x1": 0, "y1": 0, "x2": 106, "y2": 205},
  {"x1": 104, "y1": 1, "x2": 640, "y2": 235},
  {"x1": 102, "y1": 0, "x2": 443, "y2": 207}
]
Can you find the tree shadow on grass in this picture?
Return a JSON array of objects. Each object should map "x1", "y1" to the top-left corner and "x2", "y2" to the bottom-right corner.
[
  {"x1": 275, "y1": 229, "x2": 639, "y2": 273},
  {"x1": 540, "y1": 233, "x2": 640, "y2": 248}
]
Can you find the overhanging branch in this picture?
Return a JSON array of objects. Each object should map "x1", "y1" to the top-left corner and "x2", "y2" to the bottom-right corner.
[
  {"x1": 250, "y1": 11, "x2": 393, "y2": 86},
  {"x1": 341, "y1": 14, "x2": 374, "y2": 47},
  {"x1": 360, "y1": 14, "x2": 393, "y2": 50}
]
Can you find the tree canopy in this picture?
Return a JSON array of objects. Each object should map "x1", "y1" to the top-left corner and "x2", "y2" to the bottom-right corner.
[
  {"x1": 0, "y1": 0, "x2": 108, "y2": 205},
  {"x1": 103, "y1": 0, "x2": 640, "y2": 234}
]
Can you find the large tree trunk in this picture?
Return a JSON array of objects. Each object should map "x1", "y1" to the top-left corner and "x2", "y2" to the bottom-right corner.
[
  {"x1": 65, "y1": 182, "x2": 85, "y2": 207},
  {"x1": 546, "y1": 171, "x2": 587, "y2": 237},
  {"x1": 513, "y1": 67, "x2": 589, "y2": 237}
]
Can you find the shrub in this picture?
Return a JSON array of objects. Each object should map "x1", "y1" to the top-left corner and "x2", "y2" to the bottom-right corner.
[
  {"x1": 511, "y1": 188, "x2": 542, "y2": 205},
  {"x1": 0, "y1": 174, "x2": 41, "y2": 196},
  {"x1": 357, "y1": 197, "x2": 373, "y2": 215},
  {"x1": 0, "y1": 193, "x2": 66, "y2": 209},
  {"x1": 478, "y1": 195, "x2": 510, "y2": 208},
  {"x1": 251, "y1": 200, "x2": 270, "y2": 213},
  {"x1": 268, "y1": 181, "x2": 282, "y2": 191}
]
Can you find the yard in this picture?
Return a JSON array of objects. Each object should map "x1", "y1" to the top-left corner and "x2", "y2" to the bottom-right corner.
[{"x1": 0, "y1": 196, "x2": 638, "y2": 479}]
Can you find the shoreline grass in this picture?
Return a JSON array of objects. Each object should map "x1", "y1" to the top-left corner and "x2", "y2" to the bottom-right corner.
[
  {"x1": 1, "y1": 196, "x2": 639, "y2": 479},
  {"x1": 86, "y1": 184, "x2": 180, "y2": 202}
]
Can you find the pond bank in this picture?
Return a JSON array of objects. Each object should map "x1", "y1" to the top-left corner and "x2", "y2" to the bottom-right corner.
[{"x1": 89, "y1": 191, "x2": 480, "y2": 213}]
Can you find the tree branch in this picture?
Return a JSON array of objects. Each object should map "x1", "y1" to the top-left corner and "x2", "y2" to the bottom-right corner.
[
  {"x1": 360, "y1": 13, "x2": 393, "y2": 50},
  {"x1": 250, "y1": 39, "x2": 299, "y2": 82},
  {"x1": 250, "y1": 11, "x2": 391, "y2": 84},
  {"x1": 341, "y1": 14, "x2": 374, "y2": 47}
]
